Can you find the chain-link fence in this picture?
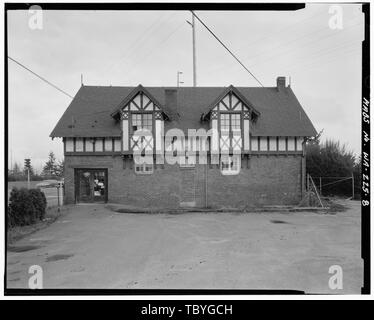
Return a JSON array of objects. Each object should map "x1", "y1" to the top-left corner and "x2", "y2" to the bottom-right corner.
[{"x1": 311, "y1": 175, "x2": 360, "y2": 199}]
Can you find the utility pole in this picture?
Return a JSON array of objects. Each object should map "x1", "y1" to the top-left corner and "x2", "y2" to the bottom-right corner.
[
  {"x1": 177, "y1": 71, "x2": 184, "y2": 87},
  {"x1": 10, "y1": 149, "x2": 12, "y2": 172},
  {"x1": 192, "y1": 12, "x2": 197, "y2": 87},
  {"x1": 187, "y1": 12, "x2": 197, "y2": 86}
]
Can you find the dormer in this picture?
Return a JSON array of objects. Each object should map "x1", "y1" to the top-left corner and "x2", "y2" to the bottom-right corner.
[
  {"x1": 202, "y1": 85, "x2": 260, "y2": 155},
  {"x1": 111, "y1": 85, "x2": 170, "y2": 155}
]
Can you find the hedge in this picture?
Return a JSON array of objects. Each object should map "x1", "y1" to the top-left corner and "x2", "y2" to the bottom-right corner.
[{"x1": 8, "y1": 188, "x2": 47, "y2": 227}]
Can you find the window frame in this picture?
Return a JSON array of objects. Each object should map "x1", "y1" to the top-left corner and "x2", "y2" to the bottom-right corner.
[
  {"x1": 219, "y1": 112, "x2": 242, "y2": 133},
  {"x1": 220, "y1": 155, "x2": 241, "y2": 175},
  {"x1": 131, "y1": 112, "x2": 153, "y2": 133}
]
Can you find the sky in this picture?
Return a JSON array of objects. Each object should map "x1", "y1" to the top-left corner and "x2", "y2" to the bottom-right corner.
[{"x1": 7, "y1": 3, "x2": 364, "y2": 172}]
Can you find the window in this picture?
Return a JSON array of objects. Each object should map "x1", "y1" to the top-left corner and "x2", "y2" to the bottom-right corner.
[
  {"x1": 65, "y1": 138, "x2": 74, "y2": 152},
  {"x1": 75, "y1": 138, "x2": 84, "y2": 152},
  {"x1": 114, "y1": 138, "x2": 121, "y2": 152},
  {"x1": 220, "y1": 113, "x2": 241, "y2": 131},
  {"x1": 179, "y1": 154, "x2": 195, "y2": 168},
  {"x1": 95, "y1": 138, "x2": 103, "y2": 152},
  {"x1": 132, "y1": 113, "x2": 153, "y2": 132},
  {"x1": 220, "y1": 155, "x2": 240, "y2": 175},
  {"x1": 104, "y1": 138, "x2": 113, "y2": 151},
  {"x1": 135, "y1": 162, "x2": 154, "y2": 174},
  {"x1": 231, "y1": 114, "x2": 241, "y2": 130},
  {"x1": 220, "y1": 114, "x2": 230, "y2": 131},
  {"x1": 85, "y1": 139, "x2": 94, "y2": 152}
]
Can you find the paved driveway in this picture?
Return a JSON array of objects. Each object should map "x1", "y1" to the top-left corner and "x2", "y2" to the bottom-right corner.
[{"x1": 6, "y1": 201, "x2": 362, "y2": 293}]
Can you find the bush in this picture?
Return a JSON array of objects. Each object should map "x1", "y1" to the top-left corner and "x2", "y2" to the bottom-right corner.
[
  {"x1": 8, "y1": 188, "x2": 47, "y2": 227},
  {"x1": 29, "y1": 189, "x2": 47, "y2": 220},
  {"x1": 306, "y1": 139, "x2": 358, "y2": 197}
]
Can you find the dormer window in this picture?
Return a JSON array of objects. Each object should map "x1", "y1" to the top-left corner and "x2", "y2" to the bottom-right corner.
[
  {"x1": 220, "y1": 113, "x2": 241, "y2": 132},
  {"x1": 132, "y1": 113, "x2": 153, "y2": 132}
]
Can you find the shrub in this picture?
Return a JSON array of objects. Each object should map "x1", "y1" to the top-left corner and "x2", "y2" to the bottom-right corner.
[
  {"x1": 29, "y1": 189, "x2": 47, "y2": 220},
  {"x1": 8, "y1": 188, "x2": 47, "y2": 227}
]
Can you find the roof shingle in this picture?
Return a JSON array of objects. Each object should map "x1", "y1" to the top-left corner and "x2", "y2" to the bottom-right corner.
[{"x1": 50, "y1": 85, "x2": 317, "y2": 138}]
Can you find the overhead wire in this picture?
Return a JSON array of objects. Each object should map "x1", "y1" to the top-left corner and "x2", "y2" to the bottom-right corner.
[{"x1": 191, "y1": 11, "x2": 264, "y2": 87}]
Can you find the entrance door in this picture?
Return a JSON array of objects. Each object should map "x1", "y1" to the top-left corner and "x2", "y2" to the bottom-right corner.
[{"x1": 75, "y1": 169, "x2": 107, "y2": 203}]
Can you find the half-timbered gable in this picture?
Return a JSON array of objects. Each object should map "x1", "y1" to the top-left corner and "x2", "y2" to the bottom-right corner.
[
  {"x1": 202, "y1": 85, "x2": 260, "y2": 158},
  {"x1": 110, "y1": 85, "x2": 169, "y2": 158}
]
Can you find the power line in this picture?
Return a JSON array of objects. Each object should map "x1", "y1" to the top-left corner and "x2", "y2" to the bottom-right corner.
[
  {"x1": 209, "y1": 18, "x2": 362, "y2": 75},
  {"x1": 287, "y1": 45, "x2": 360, "y2": 72},
  {"x1": 232, "y1": 7, "x2": 326, "y2": 58},
  {"x1": 102, "y1": 12, "x2": 174, "y2": 77},
  {"x1": 124, "y1": 20, "x2": 187, "y2": 81},
  {"x1": 245, "y1": 21, "x2": 362, "y2": 71},
  {"x1": 8, "y1": 56, "x2": 118, "y2": 119},
  {"x1": 191, "y1": 11, "x2": 264, "y2": 87},
  {"x1": 8, "y1": 56, "x2": 74, "y2": 99}
]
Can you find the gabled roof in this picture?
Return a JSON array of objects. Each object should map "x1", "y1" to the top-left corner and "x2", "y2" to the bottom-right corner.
[
  {"x1": 50, "y1": 85, "x2": 317, "y2": 138},
  {"x1": 110, "y1": 84, "x2": 170, "y2": 119},
  {"x1": 202, "y1": 85, "x2": 261, "y2": 120}
]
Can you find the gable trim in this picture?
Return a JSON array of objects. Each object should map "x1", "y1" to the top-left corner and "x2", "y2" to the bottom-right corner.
[
  {"x1": 110, "y1": 84, "x2": 170, "y2": 119},
  {"x1": 202, "y1": 85, "x2": 261, "y2": 120}
]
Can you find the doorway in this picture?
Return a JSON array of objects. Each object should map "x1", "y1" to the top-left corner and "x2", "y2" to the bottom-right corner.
[{"x1": 75, "y1": 169, "x2": 108, "y2": 203}]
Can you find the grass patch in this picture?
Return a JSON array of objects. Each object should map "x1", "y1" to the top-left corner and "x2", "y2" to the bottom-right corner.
[{"x1": 7, "y1": 206, "x2": 70, "y2": 244}]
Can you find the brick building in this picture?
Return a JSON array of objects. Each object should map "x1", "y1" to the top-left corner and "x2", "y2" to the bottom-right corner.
[{"x1": 50, "y1": 77, "x2": 317, "y2": 208}]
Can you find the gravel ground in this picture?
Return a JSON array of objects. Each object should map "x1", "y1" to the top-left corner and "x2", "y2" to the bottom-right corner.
[{"x1": 6, "y1": 200, "x2": 362, "y2": 293}]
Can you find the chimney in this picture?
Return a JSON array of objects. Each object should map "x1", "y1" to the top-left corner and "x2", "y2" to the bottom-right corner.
[
  {"x1": 276, "y1": 76, "x2": 286, "y2": 90},
  {"x1": 165, "y1": 89, "x2": 178, "y2": 118}
]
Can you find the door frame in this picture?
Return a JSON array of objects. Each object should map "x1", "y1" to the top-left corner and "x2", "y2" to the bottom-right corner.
[{"x1": 74, "y1": 168, "x2": 108, "y2": 203}]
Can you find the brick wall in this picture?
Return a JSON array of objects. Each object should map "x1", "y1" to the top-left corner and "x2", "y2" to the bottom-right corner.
[
  {"x1": 207, "y1": 156, "x2": 303, "y2": 207},
  {"x1": 64, "y1": 154, "x2": 305, "y2": 208}
]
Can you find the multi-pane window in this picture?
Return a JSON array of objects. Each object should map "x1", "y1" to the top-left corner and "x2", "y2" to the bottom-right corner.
[
  {"x1": 220, "y1": 155, "x2": 240, "y2": 175},
  {"x1": 134, "y1": 163, "x2": 153, "y2": 174},
  {"x1": 220, "y1": 114, "x2": 230, "y2": 131},
  {"x1": 220, "y1": 113, "x2": 241, "y2": 131},
  {"x1": 231, "y1": 114, "x2": 241, "y2": 130},
  {"x1": 132, "y1": 113, "x2": 152, "y2": 132}
]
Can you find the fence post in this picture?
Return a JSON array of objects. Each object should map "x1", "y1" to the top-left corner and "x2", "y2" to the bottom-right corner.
[
  {"x1": 319, "y1": 177, "x2": 322, "y2": 196},
  {"x1": 307, "y1": 174, "x2": 310, "y2": 206},
  {"x1": 352, "y1": 173, "x2": 354, "y2": 200},
  {"x1": 57, "y1": 185, "x2": 60, "y2": 212}
]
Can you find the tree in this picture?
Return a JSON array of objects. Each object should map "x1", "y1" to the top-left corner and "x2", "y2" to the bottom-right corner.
[
  {"x1": 43, "y1": 151, "x2": 58, "y2": 177},
  {"x1": 55, "y1": 159, "x2": 65, "y2": 178},
  {"x1": 12, "y1": 162, "x2": 21, "y2": 175},
  {"x1": 306, "y1": 139, "x2": 357, "y2": 197},
  {"x1": 353, "y1": 156, "x2": 361, "y2": 199},
  {"x1": 23, "y1": 159, "x2": 34, "y2": 177}
]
